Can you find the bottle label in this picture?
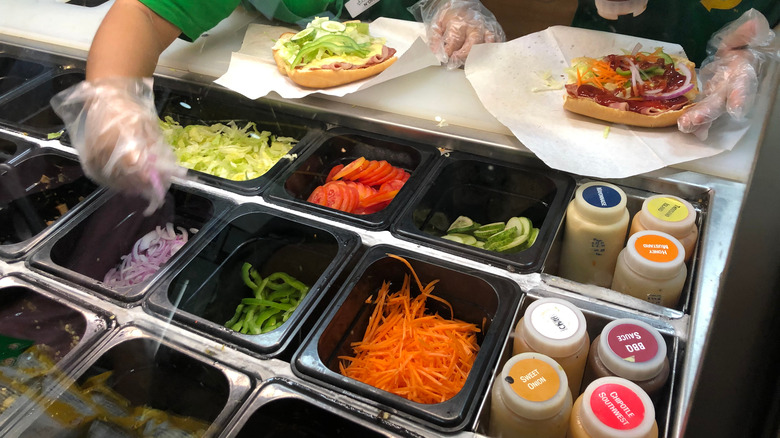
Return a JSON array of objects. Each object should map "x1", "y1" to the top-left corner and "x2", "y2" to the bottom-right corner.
[
  {"x1": 606, "y1": 323, "x2": 659, "y2": 363},
  {"x1": 530, "y1": 302, "x2": 580, "y2": 340},
  {"x1": 589, "y1": 383, "x2": 646, "y2": 430},
  {"x1": 582, "y1": 185, "x2": 623, "y2": 209},
  {"x1": 634, "y1": 234, "x2": 679, "y2": 263},
  {"x1": 507, "y1": 358, "x2": 560, "y2": 402},
  {"x1": 647, "y1": 197, "x2": 689, "y2": 222}
]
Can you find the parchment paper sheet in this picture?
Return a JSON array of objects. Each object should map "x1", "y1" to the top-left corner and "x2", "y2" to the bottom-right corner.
[
  {"x1": 215, "y1": 18, "x2": 440, "y2": 100},
  {"x1": 464, "y1": 26, "x2": 749, "y2": 178}
]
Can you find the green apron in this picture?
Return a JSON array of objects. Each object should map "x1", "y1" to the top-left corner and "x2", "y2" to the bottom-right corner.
[
  {"x1": 571, "y1": 0, "x2": 780, "y2": 65},
  {"x1": 245, "y1": 0, "x2": 417, "y2": 28}
]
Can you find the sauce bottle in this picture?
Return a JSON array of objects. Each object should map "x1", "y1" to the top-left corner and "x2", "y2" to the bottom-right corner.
[
  {"x1": 513, "y1": 298, "x2": 590, "y2": 397},
  {"x1": 489, "y1": 352, "x2": 573, "y2": 438},
  {"x1": 568, "y1": 377, "x2": 658, "y2": 438},
  {"x1": 629, "y1": 195, "x2": 698, "y2": 262},
  {"x1": 559, "y1": 182, "x2": 629, "y2": 287},
  {"x1": 611, "y1": 230, "x2": 687, "y2": 308},
  {"x1": 580, "y1": 319, "x2": 670, "y2": 402}
]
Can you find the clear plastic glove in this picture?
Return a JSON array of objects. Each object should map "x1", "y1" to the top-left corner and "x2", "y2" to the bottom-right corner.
[
  {"x1": 409, "y1": 0, "x2": 506, "y2": 69},
  {"x1": 50, "y1": 77, "x2": 185, "y2": 215},
  {"x1": 678, "y1": 9, "x2": 777, "y2": 140}
]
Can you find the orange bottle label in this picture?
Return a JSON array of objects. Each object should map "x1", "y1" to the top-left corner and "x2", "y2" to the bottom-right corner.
[
  {"x1": 647, "y1": 197, "x2": 689, "y2": 222},
  {"x1": 634, "y1": 234, "x2": 678, "y2": 263},
  {"x1": 507, "y1": 358, "x2": 560, "y2": 402}
]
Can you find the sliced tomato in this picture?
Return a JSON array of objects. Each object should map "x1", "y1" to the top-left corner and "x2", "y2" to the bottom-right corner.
[
  {"x1": 379, "y1": 179, "x2": 405, "y2": 194},
  {"x1": 353, "y1": 203, "x2": 386, "y2": 215},
  {"x1": 324, "y1": 182, "x2": 345, "y2": 209},
  {"x1": 307, "y1": 185, "x2": 327, "y2": 206},
  {"x1": 332, "y1": 157, "x2": 367, "y2": 181},
  {"x1": 325, "y1": 164, "x2": 344, "y2": 183},
  {"x1": 346, "y1": 181, "x2": 376, "y2": 200},
  {"x1": 342, "y1": 183, "x2": 360, "y2": 213},
  {"x1": 350, "y1": 160, "x2": 380, "y2": 182},
  {"x1": 399, "y1": 170, "x2": 410, "y2": 182},
  {"x1": 373, "y1": 167, "x2": 407, "y2": 186},
  {"x1": 359, "y1": 160, "x2": 394, "y2": 186},
  {"x1": 359, "y1": 189, "x2": 400, "y2": 208}
]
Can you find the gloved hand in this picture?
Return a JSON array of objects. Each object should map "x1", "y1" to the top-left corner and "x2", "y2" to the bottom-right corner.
[
  {"x1": 50, "y1": 77, "x2": 185, "y2": 215},
  {"x1": 678, "y1": 9, "x2": 777, "y2": 140},
  {"x1": 410, "y1": 0, "x2": 506, "y2": 69}
]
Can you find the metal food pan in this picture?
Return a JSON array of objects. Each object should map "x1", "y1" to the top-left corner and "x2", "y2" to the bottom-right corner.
[
  {"x1": 292, "y1": 245, "x2": 520, "y2": 432},
  {"x1": 1, "y1": 324, "x2": 251, "y2": 437},
  {"x1": 543, "y1": 175, "x2": 709, "y2": 317},
  {"x1": 0, "y1": 275, "x2": 112, "y2": 426},
  {"x1": 154, "y1": 79, "x2": 326, "y2": 196},
  {"x1": 28, "y1": 184, "x2": 232, "y2": 303},
  {"x1": 0, "y1": 69, "x2": 84, "y2": 139},
  {"x1": 473, "y1": 287, "x2": 683, "y2": 438},
  {"x1": 393, "y1": 151, "x2": 576, "y2": 274},
  {"x1": 0, "y1": 148, "x2": 101, "y2": 260},
  {"x1": 145, "y1": 202, "x2": 361, "y2": 358},
  {"x1": 0, "y1": 132, "x2": 34, "y2": 163},
  {"x1": 220, "y1": 378, "x2": 428, "y2": 438},
  {"x1": 264, "y1": 128, "x2": 438, "y2": 231}
]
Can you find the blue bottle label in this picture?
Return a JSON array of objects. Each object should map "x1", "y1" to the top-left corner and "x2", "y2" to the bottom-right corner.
[{"x1": 582, "y1": 185, "x2": 622, "y2": 209}]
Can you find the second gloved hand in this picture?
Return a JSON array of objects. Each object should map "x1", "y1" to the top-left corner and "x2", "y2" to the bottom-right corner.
[
  {"x1": 410, "y1": 0, "x2": 506, "y2": 69},
  {"x1": 50, "y1": 77, "x2": 185, "y2": 215}
]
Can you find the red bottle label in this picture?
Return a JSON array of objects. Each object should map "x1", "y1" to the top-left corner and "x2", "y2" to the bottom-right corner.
[
  {"x1": 589, "y1": 383, "x2": 646, "y2": 430},
  {"x1": 607, "y1": 323, "x2": 659, "y2": 363}
]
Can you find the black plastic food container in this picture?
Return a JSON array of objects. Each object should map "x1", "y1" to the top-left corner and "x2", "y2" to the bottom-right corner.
[
  {"x1": 154, "y1": 81, "x2": 325, "y2": 195},
  {"x1": 14, "y1": 336, "x2": 235, "y2": 437},
  {"x1": 0, "y1": 148, "x2": 100, "y2": 259},
  {"x1": 264, "y1": 128, "x2": 437, "y2": 230},
  {"x1": 292, "y1": 245, "x2": 520, "y2": 432},
  {"x1": 0, "y1": 132, "x2": 34, "y2": 163},
  {"x1": 29, "y1": 185, "x2": 230, "y2": 303},
  {"x1": 0, "y1": 55, "x2": 52, "y2": 98},
  {"x1": 393, "y1": 152, "x2": 575, "y2": 273},
  {"x1": 0, "y1": 70, "x2": 83, "y2": 139},
  {"x1": 229, "y1": 380, "x2": 414, "y2": 438},
  {"x1": 146, "y1": 202, "x2": 360, "y2": 357}
]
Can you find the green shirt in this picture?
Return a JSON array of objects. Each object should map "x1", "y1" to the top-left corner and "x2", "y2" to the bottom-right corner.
[
  {"x1": 140, "y1": 0, "x2": 416, "y2": 41},
  {"x1": 572, "y1": 0, "x2": 780, "y2": 65}
]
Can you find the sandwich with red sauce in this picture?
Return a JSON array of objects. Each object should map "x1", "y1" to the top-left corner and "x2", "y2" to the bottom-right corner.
[
  {"x1": 563, "y1": 46, "x2": 698, "y2": 128},
  {"x1": 272, "y1": 17, "x2": 397, "y2": 89}
]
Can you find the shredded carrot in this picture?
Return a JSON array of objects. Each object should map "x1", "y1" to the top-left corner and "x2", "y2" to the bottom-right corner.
[
  {"x1": 339, "y1": 254, "x2": 481, "y2": 404},
  {"x1": 579, "y1": 58, "x2": 629, "y2": 90}
]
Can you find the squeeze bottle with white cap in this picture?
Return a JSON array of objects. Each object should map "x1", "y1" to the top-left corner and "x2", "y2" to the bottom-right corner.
[
  {"x1": 568, "y1": 377, "x2": 658, "y2": 438},
  {"x1": 513, "y1": 298, "x2": 590, "y2": 397},
  {"x1": 629, "y1": 195, "x2": 698, "y2": 262},
  {"x1": 580, "y1": 319, "x2": 670, "y2": 402},
  {"x1": 611, "y1": 230, "x2": 687, "y2": 308},
  {"x1": 559, "y1": 182, "x2": 629, "y2": 287},
  {"x1": 489, "y1": 352, "x2": 572, "y2": 438}
]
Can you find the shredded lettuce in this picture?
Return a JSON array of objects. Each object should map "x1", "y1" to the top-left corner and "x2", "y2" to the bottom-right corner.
[{"x1": 159, "y1": 116, "x2": 298, "y2": 181}]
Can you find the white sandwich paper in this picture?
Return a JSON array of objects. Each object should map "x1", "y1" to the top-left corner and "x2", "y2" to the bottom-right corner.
[
  {"x1": 215, "y1": 18, "x2": 440, "y2": 100},
  {"x1": 464, "y1": 26, "x2": 750, "y2": 178}
]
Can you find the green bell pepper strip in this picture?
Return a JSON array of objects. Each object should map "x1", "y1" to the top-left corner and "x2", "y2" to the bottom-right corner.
[
  {"x1": 267, "y1": 272, "x2": 310, "y2": 293},
  {"x1": 225, "y1": 304, "x2": 245, "y2": 328},
  {"x1": 291, "y1": 35, "x2": 370, "y2": 68},
  {"x1": 241, "y1": 263, "x2": 258, "y2": 289},
  {"x1": 241, "y1": 298, "x2": 294, "y2": 311}
]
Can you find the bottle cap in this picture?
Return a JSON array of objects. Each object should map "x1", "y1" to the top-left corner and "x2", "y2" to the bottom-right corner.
[
  {"x1": 637, "y1": 195, "x2": 696, "y2": 239},
  {"x1": 623, "y1": 230, "x2": 686, "y2": 279},
  {"x1": 498, "y1": 352, "x2": 570, "y2": 420},
  {"x1": 520, "y1": 298, "x2": 588, "y2": 357},
  {"x1": 599, "y1": 319, "x2": 667, "y2": 381},
  {"x1": 580, "y1": 377, "x2": 656, "y2": 437},
  {"x1": 572, "y1": 182, "x2": 628, "y2": 225}
]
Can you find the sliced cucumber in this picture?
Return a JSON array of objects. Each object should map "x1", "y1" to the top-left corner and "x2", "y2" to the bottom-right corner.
[
  {"x1": 320, "y1": 20, "x2": 346, "y2": 33},
  {"x1": 291, "y1": 27, "x2": 316, "y2": 43},
  {"x1": 442, "y1": 233, "x2": 477, "y2": 246},
  {"x1": 495, "y1": 233, "x2": 530, "y2": 252},
  {"x1": 447, "y1": 215, "x2": 479, "y2": 234},
  {"x1": 474, "y1": 222, "x2": 506, "y2": 240},
  {"x1": 485, "y1": 227, "x2": 517, "y2": 246}
]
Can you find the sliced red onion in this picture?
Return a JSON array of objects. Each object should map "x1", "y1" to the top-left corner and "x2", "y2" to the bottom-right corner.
[
  {"x1": 631, "y1": 43, "x2": 642, "y2": 56},
  {"x1": 642, "y1": 83, "x2": 695, "y2": 100},
  {"x1": 103, "y1": 223, "x2": 192, "y2": 288}
]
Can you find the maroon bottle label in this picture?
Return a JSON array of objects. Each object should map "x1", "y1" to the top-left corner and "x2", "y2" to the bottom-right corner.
[{"x1": 607, "y1": 323, "x2": 658, "y2": 363}]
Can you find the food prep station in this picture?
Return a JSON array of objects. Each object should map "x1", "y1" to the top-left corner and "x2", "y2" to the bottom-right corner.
[{"x1": 0, "y1": 3, "x2": 779, "y2": 437}]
